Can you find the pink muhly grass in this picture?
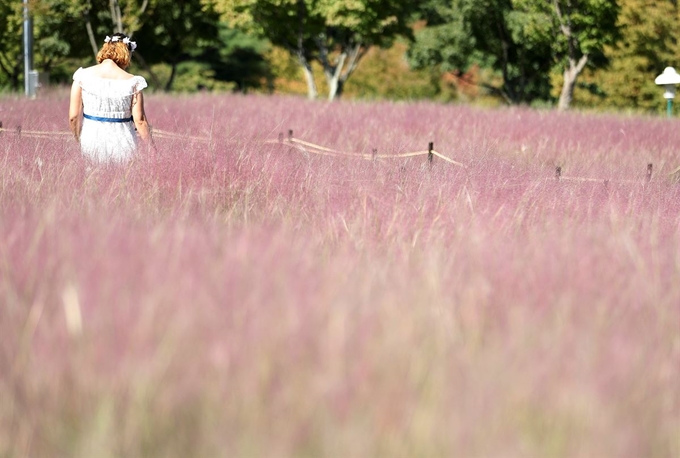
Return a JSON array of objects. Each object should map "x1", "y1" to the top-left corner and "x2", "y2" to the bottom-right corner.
[{"x1": 1, "y1": 92, "x2": 679, "y2": 457}]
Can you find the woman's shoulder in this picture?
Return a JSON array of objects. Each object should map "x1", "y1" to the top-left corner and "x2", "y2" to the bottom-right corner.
[
  {"x1": 73, "y1": 65, "x2": 104, "y2": 82},
  {"x1": 72, "y1": 67, "x2": 87, "y2": 82},
  {"x1": 72, "y1": 65, "x2": 147, "y2": 90},
  {"x1": 131, "y1": 75, "x2": 148, "y2": 92}
]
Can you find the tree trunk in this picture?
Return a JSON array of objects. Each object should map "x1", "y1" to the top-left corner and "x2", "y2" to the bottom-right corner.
[
  {"x1": 335, "y1": 80, "x2": 345, "y2": 99},
  {"x1": 110, "y1": 0, "x2": 124, "y2": 33},
  {"x1": 293, "y1": 0, "x2": 316, "y2": 99},
  {"x1": 297, "y1": 54, "x2": 317, "y2": 100},
  {"x1": 165, "y1": 62, "x2": 177, "y2": 92},
  {"x1": 303, "y1": 65, "x2": 318, "y2": 99},
  {"x1": 325, "y1": 53, "x2": 346, "y2": 101},
  {"x1": 11, "y1": 69, "x2": 20, "y2": 92},
  {"x1": 84, "y1": 8, "x2": 98, "y2": 60},
  {"x1": 558, "y1": 54, "x2": 588, "y2": 111},
  {"x1": 325, "y1": 74, "x2": 346, "y2": 101},
  {"x1": 327, "y1": 74, "x2": 338, "y2": 101},
  {"x1": 321, "y1": 45, "x2": 365, "y2": 101}
]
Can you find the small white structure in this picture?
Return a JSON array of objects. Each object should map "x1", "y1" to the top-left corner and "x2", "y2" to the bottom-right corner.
[
  {"x1": 27, "y1": 70, "x2": 39, "y2": 98},
  {"x1": 655, "y1": 67, "x2": 680, "y2": 116}
]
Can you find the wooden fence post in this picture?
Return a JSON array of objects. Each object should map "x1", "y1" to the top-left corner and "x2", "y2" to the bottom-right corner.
[
  {"x1": 428, "y1": 142, "x2": 434, "y2": 164},
  {"x1": 288, "y1": 129, "x2": 293, "y2": 141},
  {"x1": 555, "y1": 166, "x2": 561, "y2": 180},
  {"x1": 647, "y1": 163, "x2": 653, "y2": 182}
]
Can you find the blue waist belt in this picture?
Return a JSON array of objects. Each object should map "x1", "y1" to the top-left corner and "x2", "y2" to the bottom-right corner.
[{"x1": 83, "y1": 113, "x2": 133, "y2": 123}]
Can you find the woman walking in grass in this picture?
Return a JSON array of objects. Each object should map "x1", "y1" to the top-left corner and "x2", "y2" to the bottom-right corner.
[{"x1": 68, "y1": 33, "x2": 151, "y2": 163}]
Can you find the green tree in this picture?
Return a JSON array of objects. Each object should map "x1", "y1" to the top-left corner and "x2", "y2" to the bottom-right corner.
[
  {"x1": 408, "y1": 0, "x2": 554, "y2": 105},
  {"x1": 513, "y1": 0, "x2": 620, "y2": 110},
  {"x1": 200, "y1": 23, "x2": 272, "y2": 93},
  {"x1": 409, "y1": 0, "x2": 620, "y2": 109},
  {"x1": 1, "y1": 0, "x2": 228, "y2": 92},
  {"x1": 344, "y1": 39, "x2": 440, "y2": 101},
  {"x1": 128, "y1": 0, "x2": 222, "y2": 91},
  {"x1": 217, "y1": 0, "x2": 421, "y2": 100},
  {"x1": 577, "y1": 0, "x2": 679, "y2": 112},
  {"x1": 31, "y1": 0, "x2": 92, "y2": 74},
  {"x1": 0, "y1": 1, "x2": 23, "y2": 90},
  {"x1": 0, "y1": 0, "x2": 90, "y2": 90}
]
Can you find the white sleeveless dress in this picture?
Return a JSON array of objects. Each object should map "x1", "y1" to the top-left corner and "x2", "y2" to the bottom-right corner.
[{"x1": 73, "y1": 68, "x2": 148, "y2": 163}]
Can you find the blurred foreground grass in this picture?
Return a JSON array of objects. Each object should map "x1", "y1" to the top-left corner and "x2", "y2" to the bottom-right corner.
[{"x1": 1, "y1": 94, "x2": 679, "y2": 457}]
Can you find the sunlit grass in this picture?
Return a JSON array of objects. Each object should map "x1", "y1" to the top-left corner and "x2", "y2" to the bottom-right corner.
[{"x1": 1, "y1": 92, "x2": 679, "y2": 457}]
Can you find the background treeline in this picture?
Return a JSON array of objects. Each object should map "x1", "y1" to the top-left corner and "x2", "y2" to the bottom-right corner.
[{"x1": 0, "y1": 0, "x2": 678, "y2": 112}]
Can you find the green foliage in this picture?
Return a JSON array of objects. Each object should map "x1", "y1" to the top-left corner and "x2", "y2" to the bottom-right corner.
[
  {"x1": 32, "y1": 0, "x2": 90, "y2": 70},
  {"x1": 147, "y1": 61, "x2": 235, "y2": 93},
  {"x1": 127, "y1": 0, "x2": 221, "y2": 90},
  {"x1": 408, "y1": 0, "x2": 554, "y2": 105},
  {"x1": 0, "y1": 0, "x2": 269, "y2": 93},
  {"x1": 215, "y1": 0, "x2": 422, "y2": 99},
  {"x1": 574, "y1": 0, "x2": 679, "y2": 113},
  {"x1": 344, "y1": 40, "x2": 440, "y2": 100},
  {"x1": 409, "y1": 0, "x2": 620, "y2": 108},
  {"x1": 0, "y1": 1, "x2": 23, "y2": 90},
  {"x1": 513, "y1": 0, "x2": 620, "y2": 109},
  {"x1": 512, "y1": 0, "x2": 620, "y2": 66},
  {"x1": 0, "y1": 0, "x2": 91, "y2": 90},
  {"x1": 0, "y1": 0, "x2": 676, "y2": 113},
  {"x1": 200, "y1": 23, "x2": 272, "y2": 92}
]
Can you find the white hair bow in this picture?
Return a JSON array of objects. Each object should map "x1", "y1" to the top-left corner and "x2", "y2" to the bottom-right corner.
[
  {"x1": 104, "y1": 35, "x2": 137, "y2": 51},
  {"x1": 123, "y1": 37, "x2": 137, "y2": 52}
]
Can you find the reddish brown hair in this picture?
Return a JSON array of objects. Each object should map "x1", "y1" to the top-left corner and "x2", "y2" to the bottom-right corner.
[{"x1": 96, "y1": 34, "x2": 132, "y2": 69}]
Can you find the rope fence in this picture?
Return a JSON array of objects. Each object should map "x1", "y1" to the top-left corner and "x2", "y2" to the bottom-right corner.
[
  {"x1": 553, "y1": 164, "x2": 655, "y2": 184},
  {"x1": 0, "y1": 122, "x2": 465, "y2": 167},
  {"x1": 151, "y1": 128, "x2": 210, "y2": 142},
  {"x1": 0, "y1": 121, "x2": 670, "y2": 182},
  {"x1": 0, "y1": 122, "x2": 72, "y2": 139}
]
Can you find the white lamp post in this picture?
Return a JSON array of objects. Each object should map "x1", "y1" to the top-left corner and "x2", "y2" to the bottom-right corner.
[{"x1": 655, "y1": 67, "x2": 680, "y2": 118}]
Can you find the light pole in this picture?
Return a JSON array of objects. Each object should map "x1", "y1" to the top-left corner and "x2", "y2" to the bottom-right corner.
[
  {"x1": 23, "y1": 0, "x2": 35, "y2": 98},
  {"x1": 655, "y1": 67, "x2": 680, "y2": 118}
]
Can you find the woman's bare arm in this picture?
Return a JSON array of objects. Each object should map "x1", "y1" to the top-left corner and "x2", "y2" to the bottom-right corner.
[
  {"x1": 68, "y1": 81, "x2": 82, "y2": 141},
  {"x1": 132, "y1": 91, "x2": 151, "y2": 142}
]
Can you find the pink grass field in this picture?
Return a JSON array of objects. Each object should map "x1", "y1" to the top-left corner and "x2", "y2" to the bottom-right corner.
[{"x1": 1, "y1": 91, "x2": 679, "y2": 457}]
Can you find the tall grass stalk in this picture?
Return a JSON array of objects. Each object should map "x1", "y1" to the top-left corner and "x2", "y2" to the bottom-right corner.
[{"x1": 1, "y1": 93, "x2": 679, "y2": 457}]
